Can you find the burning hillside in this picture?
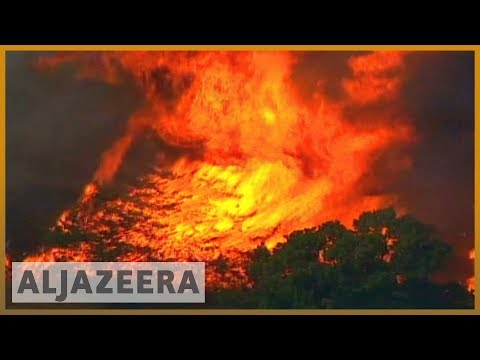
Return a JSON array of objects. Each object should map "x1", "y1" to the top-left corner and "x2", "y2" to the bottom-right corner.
[{"x1": 22, "y1": 51, "x2": 418, "y2": 287}]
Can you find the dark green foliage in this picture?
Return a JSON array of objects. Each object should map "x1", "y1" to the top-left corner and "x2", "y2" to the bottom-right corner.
[
  {"x1": 212, "y1": 255, "x2": 230, "y2": 274},
  {"x1": 209, "y1": 208, "x2": 473, "y2": 309}
]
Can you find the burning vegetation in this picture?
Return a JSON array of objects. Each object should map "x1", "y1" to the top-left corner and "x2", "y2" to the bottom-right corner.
[{"x1": 7, "y1": 51, "x2": 474, "y2": 308}]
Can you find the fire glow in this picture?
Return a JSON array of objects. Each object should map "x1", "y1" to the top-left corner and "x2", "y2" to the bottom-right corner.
[
  {"x1": 468, "y1": 249, "x2": 475, "y2": 292},
  {"x1": 26, "y1": 51, "x2": 416, "y2": 286}
]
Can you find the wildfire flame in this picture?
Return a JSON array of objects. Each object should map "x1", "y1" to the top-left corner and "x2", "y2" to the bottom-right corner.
[
  {"x1": 468, "y1": 249, "x2": 475, "y2": 292},
  {"x1": 26, "y1": 51, "x2": 415, "y2": 286}
]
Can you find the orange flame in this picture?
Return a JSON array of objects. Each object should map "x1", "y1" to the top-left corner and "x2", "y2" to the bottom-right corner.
[
  {"x1": 467, "y1": 249, "x2": 475, "y2": 292},
  {"x1": 343, "y1": 51, "x2": 407, "y2": 104},
  {"x1": 28, "y1": 51, "x2": 415, "y2": 286}
]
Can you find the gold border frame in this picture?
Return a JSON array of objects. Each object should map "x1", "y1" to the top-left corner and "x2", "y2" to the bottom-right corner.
[{"x1": 0, "y1": 45, "x2": 477, "y2": 315}]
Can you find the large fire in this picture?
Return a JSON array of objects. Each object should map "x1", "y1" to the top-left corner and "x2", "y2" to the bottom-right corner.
[{"x1": 25, "y1": 51, "x2": 416, "y2": 286}]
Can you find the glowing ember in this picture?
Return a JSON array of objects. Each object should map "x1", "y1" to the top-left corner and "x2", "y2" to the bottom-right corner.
[
  {"x1": 5, "y1": 256, "x2": 12, "y2": 280},
  {"x1": 81, "y1": 183, "x2": 98, "y2": 204},
  {"x1": 25, "y1": 51, "x2": 415, "y2": 287},
  {"x1": 467, "y1": 277, "x2": 475, "y2": 292}
]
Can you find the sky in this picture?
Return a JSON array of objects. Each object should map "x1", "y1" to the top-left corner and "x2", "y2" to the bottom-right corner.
[{"x1": 6, "y1": 51, "x2": 474, "y2": 282}]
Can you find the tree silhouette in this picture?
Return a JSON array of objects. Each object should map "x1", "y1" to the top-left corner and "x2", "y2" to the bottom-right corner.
[{"x1": 210, "y1": 208, "x2": 473, "y2": 309}]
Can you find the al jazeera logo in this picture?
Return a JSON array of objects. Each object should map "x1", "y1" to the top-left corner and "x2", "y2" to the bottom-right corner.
[{"x1": 11, "y1": 262, "x2": 205, "y2": 303}]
